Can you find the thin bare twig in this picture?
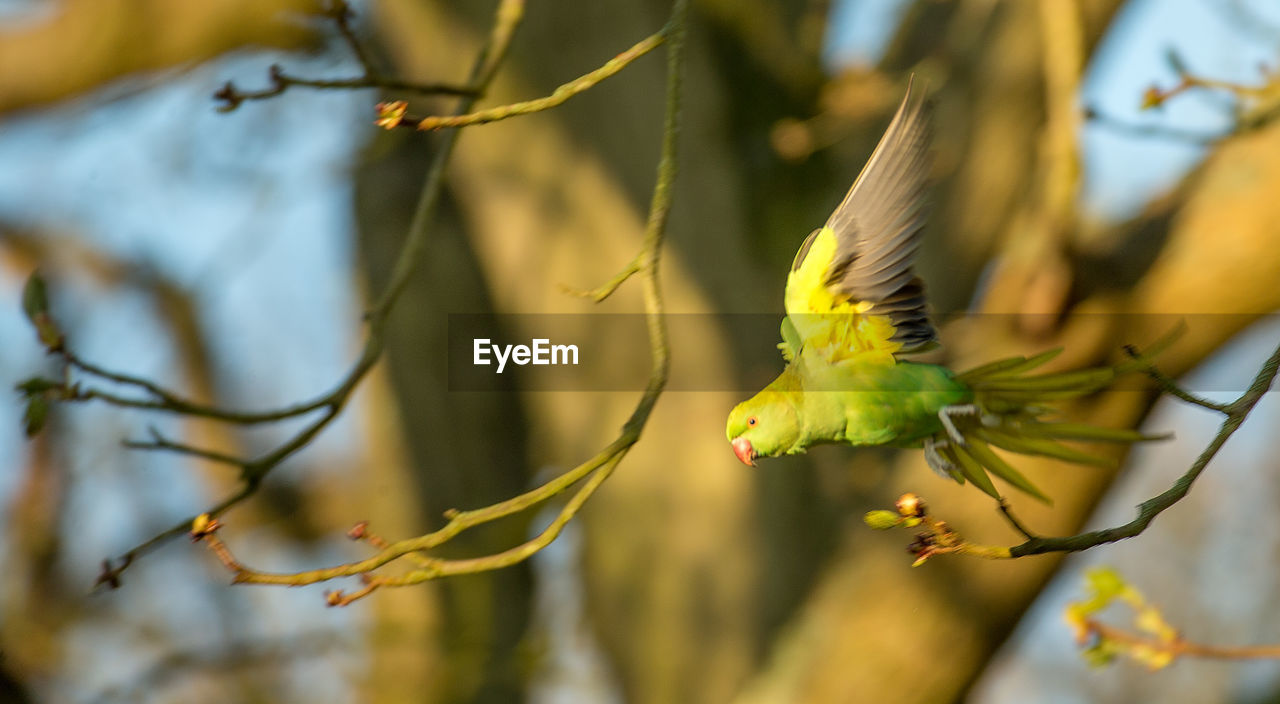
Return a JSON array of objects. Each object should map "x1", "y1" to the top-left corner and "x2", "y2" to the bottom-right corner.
[
  {"x1": 877, "y1": 340, "x2": 1280, "y2": 562},
  {"x1": 997, "y1": 498, "x2": 1039, "y2": 540},
  {"x1": 1067, "y1": 567, "x2": 1280, "y2": 668},
  {"x1": 63, "y1": 349, "x2": 331, "y2": 424},
  {"x1": 95, "y1": 0, "x2": 530, "y2": 586},
  {"x1": 1084, "y1": 619, "x2": 1280, "y2": 662},
  {"x1": 384, "y1": 25, "x2": 669, "y2": 131},
  {"x1": 560, "y1": 258, "x2": 642, "y2": 302},
  {"x1": 328, "y1": 0, "x2": 378, "y2": 75},
  {"x1": 123, "y1": 427, "x2": 243, "y2": 468},
  {"x1": 1123, "y1": 344, "x2": 1232, "y2": 413},
  {"x1": 213, "y1": 1, "x2": 476, "y2": 112},
  {"x1": 1084, "y1": 105, "x2": 1225, "y2": 146},
  {"x1": 194, "y1": 0, "x2": 690, "y2": 604},
  {"x1": 214, "y1": 66, "x2": 477, "y2": 113},
  {"x1": 1008, "y1": 339, "x2": 1280, "y2": 557}
]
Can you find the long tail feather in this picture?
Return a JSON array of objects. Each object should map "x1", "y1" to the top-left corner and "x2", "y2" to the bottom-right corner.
[
  {"x1": 955, "y1": 348, "x2": 1063, "y2": 381},
  {"x1": 932, "y1": 325, "x2": 1183, "y2": 501},
  {"x1": 974, "y1": 427, "x2": 1118, "y2": 468},
  {"x1": 965, "y1": 438, "x2": 1052, "y2": 504},
  {"x1": 1016, "y1": 422, "x2": 1171, "y2": 444},
  {"x1": 943, "y1": 443, "x2": 1001, "y2": 500}
]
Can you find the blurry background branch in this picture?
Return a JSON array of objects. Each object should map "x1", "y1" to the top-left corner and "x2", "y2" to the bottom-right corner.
[
  {"x1": 0, "y1": 0, "x2": 321, "y2": 112},
  {"x1": 16, "y1": 0, "x2": 689, "y2": 605},
  {"x1": 18, "y1": 0, "x2": 529, "y2": 588},
  {"x1": 214, "y1": 1, "x2": 478, "y2": 112},
  {"x1": 1066, "y1": 567, "x2": 1280, "y2": 669},
  {"x1": 1001, "y1": 339, "x2": 1280, "y2": 555},
  {"x1": 6, "y1": 0, "x2": 1280, "y2": 702},
  {"x1": 381, "y1": 22, "x2": 671, "y2": 131},
  {"x1": 1084, "y1": 104, "x2": 1225, "y2": 145},
  {"x1": 188, "y1": 0, "x2": 687, "y2": 606}
]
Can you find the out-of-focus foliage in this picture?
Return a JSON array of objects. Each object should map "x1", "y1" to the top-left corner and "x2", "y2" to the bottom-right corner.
[
  {"x1": 3, "y1": 0, "x2": 1280, "y2": 703},
  {"x1": 1065, "y1": 567, "x2": 1179, "y2": 670}
]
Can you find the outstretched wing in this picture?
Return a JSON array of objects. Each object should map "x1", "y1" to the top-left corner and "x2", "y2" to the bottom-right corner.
[{"x1": 784, "y1": 77, "x2": 937, "y2": 359}]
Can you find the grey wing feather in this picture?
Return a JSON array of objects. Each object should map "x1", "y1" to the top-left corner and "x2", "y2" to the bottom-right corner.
[{"x1": 822, "y1": 76, "x2": 937, "y2": 352}]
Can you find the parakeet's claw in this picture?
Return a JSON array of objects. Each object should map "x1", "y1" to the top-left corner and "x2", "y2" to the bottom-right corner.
[
  {"x1": 938, "y1": 403, "x2": 980, "y2": 445},
  {"x1": 923, "y1": 437, "x2": 954, "y2": 479}
]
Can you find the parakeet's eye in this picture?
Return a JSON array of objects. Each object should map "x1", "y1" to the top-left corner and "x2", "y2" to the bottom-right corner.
[{"x1": 747, "y1": 416, "x2": 758, "y2": 427}]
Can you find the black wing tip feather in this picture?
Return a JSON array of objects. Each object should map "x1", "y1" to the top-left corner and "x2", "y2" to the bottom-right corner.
[{"x1": 821, "y1": 76, "x2": 938, "y2": 353}]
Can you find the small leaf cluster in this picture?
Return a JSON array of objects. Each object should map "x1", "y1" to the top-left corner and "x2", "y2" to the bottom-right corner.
[{"x1": 1065, "y1": 567, "x2": 1179, "y2": 670}]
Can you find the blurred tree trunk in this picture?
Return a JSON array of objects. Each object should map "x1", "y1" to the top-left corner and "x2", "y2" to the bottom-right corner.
[
  {"x1": 0, "y1": 0, "x2": 319, "y2": 112},
  {"x1": 343, "y1": 364, "x2": 452, "y2": 703},
  {"x1": 0, "y1": 0, "x2": 1275, "y2": 700},
  {"x1": 364, "y1": 1, "x2": 1159, "y2": 702},
  {"x1": 354, "y1": 125, "x2": 534, "y2": 702},
  {"x1": 368, "y1": 2, "x2": 788, "y2": 702}
]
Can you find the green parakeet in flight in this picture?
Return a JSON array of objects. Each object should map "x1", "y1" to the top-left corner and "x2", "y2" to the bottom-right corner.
[{"x1": 725, "y1": 78, "x2": 1167, "y2": 503}]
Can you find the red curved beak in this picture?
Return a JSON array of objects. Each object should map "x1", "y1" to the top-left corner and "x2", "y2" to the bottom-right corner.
[{"x1": 731, "y1": 437, "x2": 757, "y2": 466}]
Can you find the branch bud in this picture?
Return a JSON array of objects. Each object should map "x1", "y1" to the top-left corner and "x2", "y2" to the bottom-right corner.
[
  {"x1": 22, "y1": 395, "x2": 48, "y2": 437},
  {"x1": 375, "y1": 101, "x2": 408, "y2": 129},
  {"x1": 863, "y1": 510, "x2": 901, "y2": 530},
  {"x1": 190, "y1": 513, "x2": 220, "y2": 540},
  {"x1": 21, "y1": 270, "x2": 63, "y2": 351},
  {"x1": 895, "y1": 493, "x2": 926, "y2": 518}
]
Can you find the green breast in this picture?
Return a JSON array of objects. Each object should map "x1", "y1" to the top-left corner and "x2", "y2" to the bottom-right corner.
[{"x1": 798, "y1": 360, "x2": 970, "y2": 449}]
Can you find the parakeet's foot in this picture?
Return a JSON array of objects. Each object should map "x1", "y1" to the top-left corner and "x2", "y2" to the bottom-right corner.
[
  {"x1": 938, "y1": 403, "x2": 981, "y2": 445},
  {"x1": 923, "y1": 437, "x2": 955, "y2": 479}
]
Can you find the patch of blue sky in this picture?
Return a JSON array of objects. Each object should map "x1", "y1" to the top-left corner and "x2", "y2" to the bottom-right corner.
[
  {"x1": 0, "y1": 48, "x2": 371, "y2": 462},
  {"x1": 61, "y1": 544, "x2": 363, "y2": 702},
  {"x1": 824, "y1": 0, "x2": 1280, "y2": 220},
  {"x1": 1082, "y1": 0, "x2": 1280, "y2": 218},
  {"x1": 971, "y1": 316, "x2": 1280, "y2": 704},
  {"x1": 822, "y1": 0, "x2": 911, "y2": 71},
  {"x1": 0, "y1": 0, "x2": 51, "y2": 25},
  {"x1": 0, "y1": 45, "x2": 375, "y2": 701}
]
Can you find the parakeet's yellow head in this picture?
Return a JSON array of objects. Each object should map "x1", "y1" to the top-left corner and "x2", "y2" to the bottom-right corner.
[{"x1": 726, "y1": 391, "x2": 800, "y2": 466}]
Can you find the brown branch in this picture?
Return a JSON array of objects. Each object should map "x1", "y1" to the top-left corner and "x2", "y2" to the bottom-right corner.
[
  {"x1": 1008, "y1": 338, "x2": 1280, "y2": 557},
  {"x1": 190, "y1": 0, "x2": 690, "y2": 603},
  {"x1": 327, "y1": 0, "x2": 377, "y2": 76},
  {"x1": 1123, "y1": 344, "x2": 1232, "y2": 413},
  {"x1": 384, "y1": 25, "x2": 668, "y2": 131},
  {"x1": 207, "y1": 453, "x2": 625, "y2": 600},
  {"x1": 559, "y1": 257, "x2": 642, "y2": 302},
  {"x1": 1083, "y1": 619, "x2": 1280, "y2": 662},
  {"x1": 870, "y1": 340, "x2": 1280, "y2": 563},
  {"x1": 93, "y1": 0, "x2": 530, "y2": 586},
  {"x1": 1139, "y1": 64, "x2": 1280, "y2": 134},
  {"x1": 997, "y1": 498, "x2": 1039, "y2": 540},
  {"x1": 214, "y1": 65, "x2": 477, "y2": 113},
  {"x1": 1084, "y1": 105, "x2": 1225, "y2": 146},
  {"x1": 122, "y1": 427, "x2": 244, "y2": 468},
  {"x1": 1067, "y1": 567, "x2": 1280, "y2": 668},
  {"x1": 62, "y1": 349, "x2": 331, "y2": 424},
  {"x1": 1142, "y1": 73, "x2": 1273, "y2": 111},
  {"x1": 213, "y1": 1, "x2": 476, "y2": 112}
]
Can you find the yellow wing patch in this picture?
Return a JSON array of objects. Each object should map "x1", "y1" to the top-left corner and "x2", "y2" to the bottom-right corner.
[{"x1": 784, "y1": 226, "x2": 901, "y2": 366}]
